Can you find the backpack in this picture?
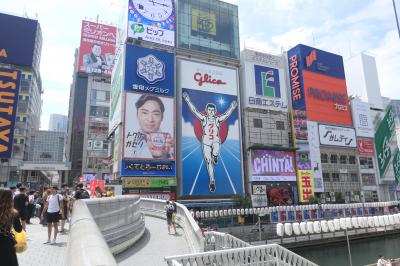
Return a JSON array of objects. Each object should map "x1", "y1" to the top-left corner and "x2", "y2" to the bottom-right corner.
[
  {"x1": 81, "y1": 190, "x2": 90, "y2": 199},
  {"x1": 166, "y1": 204, "x2": 174, "y2": 214}
]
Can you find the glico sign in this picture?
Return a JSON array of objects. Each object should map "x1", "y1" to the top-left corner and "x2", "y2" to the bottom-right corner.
[{"x1": 287, "y1": 44, "x2": 352, "y2": 126}]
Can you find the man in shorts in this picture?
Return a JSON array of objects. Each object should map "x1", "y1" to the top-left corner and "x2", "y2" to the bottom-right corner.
[
  {"x1": 41, "y1": 186, "x2": 64, "y2": 244},
  {"x1": 165, "y1": 200, "x2": 176, "y2": 234}
]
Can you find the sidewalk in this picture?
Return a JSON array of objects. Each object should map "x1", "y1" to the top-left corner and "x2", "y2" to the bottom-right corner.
[{"x1": 17, "y1": 217, "x2": 68, "y2": 266}]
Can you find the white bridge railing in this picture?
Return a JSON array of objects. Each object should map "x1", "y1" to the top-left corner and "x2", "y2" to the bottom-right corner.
[{"x1": 164, "y1": 243, "x2": 318, "y2": 266}]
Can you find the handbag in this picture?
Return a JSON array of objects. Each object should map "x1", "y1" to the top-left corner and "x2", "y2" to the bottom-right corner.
[{"x1": 12, "y1": 228, "x2": 27, "y2": 253}]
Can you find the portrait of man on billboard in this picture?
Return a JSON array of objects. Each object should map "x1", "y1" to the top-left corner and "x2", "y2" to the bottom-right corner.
[
  {"x1": 124, "y1": 93, "x2": 175, "y2": 160},
  {"x1": 182, "y1": 91, "x2": 237, "y2": 192},
  {"x1": 82, "y1": 43, "x2": 114, "y2": 75}
]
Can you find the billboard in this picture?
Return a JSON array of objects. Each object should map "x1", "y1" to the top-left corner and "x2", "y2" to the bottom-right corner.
[
  {"x1": 179, "y1": 59, "x2": 242, "y2": 195},
  {"x1": 319, "y1": 124, "x2": 356, "y2": 148},
  {"x1": 109, "y1": 50, "x2": 124, "y2": 133},
  {"x1": 393, "y1": 149, "x2": 400, "y2": 183},
  {"x1": 123, "y1": 177, "x2": 176, "y2": 188},
  {"x1": 375, "y1": 106, "x2": 396, "y2": 177},
  {"x1": 292, "y1": 110, "x2": 308, "y2": 142},
  {"x1": 78, "y1": 20, "x2": 117, "y2": 76},
  {"x1": 240, "y1": 50, "x2": 288, "y2": 111},
  {"x1": 127, "y1": 0, "x2": 175, "y2": 47},
  {"x1": 124, "y1": 45, "x2": 174, "y2": 97},
  {"x1": 250, "y1": 150, "x2": 295, "y2": 182},
  {"x1": 297, "y1": 170, "x2": 314, "y2": 203},
  {"x1": 287, "y1": 44, "x2": 352, "y2": 126},
  {"x1": 351, "y1": 100, "x2": 374, "y2": 138},
  {"x1": 0, "y1": 68, "x2": 21, "y2": 158},
  {"x1": 0, "y1": 14, "x2": 37, "y2": 67},
  {"x1": 357, "y1": 138, "x2": 374, "y2": 156},
  {"x1": 307, "y1": 121, "x2": 324, "y2": 192}
]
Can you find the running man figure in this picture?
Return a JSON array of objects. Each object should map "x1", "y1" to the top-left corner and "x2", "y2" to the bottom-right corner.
[{"x1": 183, "y1": 92, "x2": 237, "y2": 192}]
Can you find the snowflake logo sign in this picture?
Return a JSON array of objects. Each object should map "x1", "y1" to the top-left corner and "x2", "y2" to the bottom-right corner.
[{"x1": 136, "y1": 54, "x2": 165, "y2": 84}]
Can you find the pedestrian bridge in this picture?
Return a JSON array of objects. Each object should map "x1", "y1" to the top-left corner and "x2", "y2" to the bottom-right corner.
[{"x1": 66, "y1": 196, "x2": 317, "y2": 266}]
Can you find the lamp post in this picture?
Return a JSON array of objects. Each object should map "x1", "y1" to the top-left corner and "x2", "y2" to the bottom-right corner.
[{"x1": 345, "y1": 226, "x2": 353, "y2": 266}]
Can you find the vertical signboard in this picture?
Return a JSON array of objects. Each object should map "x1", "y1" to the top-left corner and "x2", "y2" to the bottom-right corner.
[
  {"x1": 122, "y1": 45, "x2": 175, "y2": 176},
  {"x1": 393, "y1": 148, "x2": 400, "y2": 183},
  {"x1": 127, "y1": 0, "x2": 176, "y2": 47},
  {"x1": 297, "y1": 170, "x2": 314, "y2": 202},
  {"x1": 291, "y1": 110, "x2": 308, "y2": 143},
  {"x1": 109, "y1": 49, "x2": 124, "y2": 133},
  {"x1": 179, "y1": 59, "x2": 242, "y2": 195},
  {"x1": 307, "y1": 121, "x2": 323, "y2": 192},
  {"x1": 0, "y1": 68, "x2": 21, "y2": 158},
  {"x1": 351, "y1": 100, "x2": 374, "y2": 138},
  {"x1": 78, "y1": 20, "x2": 117, "y2": 76},
  {"x1": 287, "y1": 47, "x2": 306, "y2": 111},
  {"x1": 375, "y1": 106, "x2": 396, "y2": 177}
]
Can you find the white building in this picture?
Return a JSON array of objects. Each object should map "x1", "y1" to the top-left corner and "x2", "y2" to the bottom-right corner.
[{"x1": 49, "y1": 114, "x2": 67, "y2": 133}]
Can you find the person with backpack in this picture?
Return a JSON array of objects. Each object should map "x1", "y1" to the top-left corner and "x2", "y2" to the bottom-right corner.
[
  {"x1": 165, "y1": 200, "x2": 176, "y2": 234},
  {"x1": 41, "y1": 186, "x2": 64, "y2": 244}
]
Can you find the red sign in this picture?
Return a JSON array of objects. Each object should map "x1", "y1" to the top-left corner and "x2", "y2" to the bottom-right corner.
[
  {"x1": 89, "y1": 180, "x2": 105, "y2": 197},
  {"x1": 357, "y1": 138, "x2": 374, "y2": 156},
  {"x1": 78, "y1": 20, "x2": 116, "y2": 77}
]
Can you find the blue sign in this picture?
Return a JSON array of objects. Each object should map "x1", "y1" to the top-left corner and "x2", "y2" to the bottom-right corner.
[
  {"x1": 0, "y1": 68, "x2": 21, "y2": 158},
  {"x1": 287, "y1": 46, "x2": 306, "y2": 111},
  {"x1": 0, "y1": 14, "x2": 37, "y2": 67},
  {"x1": 254, "y1": 65, "x2": 280, "y2": 98},
  {"x1": 121, "y1": 160, "x2": 175, "y2": 176},
  {"x1": 124, "y1": 45, "x2": 174, "y2": 97}
]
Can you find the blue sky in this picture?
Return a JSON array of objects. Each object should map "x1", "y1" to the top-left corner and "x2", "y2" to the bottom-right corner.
[{"x1": 1, "y1": 0, "x2": 399, "y2": 129}]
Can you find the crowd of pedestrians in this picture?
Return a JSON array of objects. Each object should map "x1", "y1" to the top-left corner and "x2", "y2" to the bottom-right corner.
[{"x1": 0, "y1": 182, "x2": 113, "y2": 266}]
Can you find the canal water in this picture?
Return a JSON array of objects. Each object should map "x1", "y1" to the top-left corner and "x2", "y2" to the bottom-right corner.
[{"x1": 291, "y1": 234, "x2": 400, "y2": 266}]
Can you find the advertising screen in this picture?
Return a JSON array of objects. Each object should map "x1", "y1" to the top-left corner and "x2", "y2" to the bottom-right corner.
[
  {"x1": 0, "y1": 14, "x2": 37, "y2": 67},
  {"x1": 179, "y1": 59, "x2": 242, "y2": 196},
  {"x1": 303, "y1": 71, "x2": 352, "y2": 126},
  {"x1": 307, "y1": 121, "x2": 324, "y2": 192},
  {"x1": 78, "y1": 20, "x2": 116, "y2": 76},
  {"x1": 319, "y1": 124, "x2": 356, "y2": 148},
  {"x1": 127, "y1": 0, "x2": 175, "y2": 47},
  {"x1": 351, "y1": 99, "x2": 374, "y2": 138},
  {"x1": 124, "y1": 45, "x2": 174, "y2": 97},
  {"x1": 357, "y1": 138, "x2": 374, "y2": 156},
  {"x1": 292, "y1": 110, "x2": 308, "y2": 142},
  {"x1": 241, "y1": 50, "x2": 288, "y2": 111},
  {"x1": 0, "y1": 68, "x2": 21, "y2": 158},
  {"x1": 250, "y1": 150, "x2": 295, "y2": 182},
  {"x1": 375, "y1": 106, "x2": 396, "y2": 177}
]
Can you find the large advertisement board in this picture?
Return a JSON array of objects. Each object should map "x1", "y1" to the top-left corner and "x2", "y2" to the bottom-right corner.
[
  {"x1": 307, "y1": 121, "x2": 324, "y2": 192},
  {"x1": 357, "y1": 138, "x2": 374, "y2": 156},
  {"x1": 122, "y1": 45, "x2": 175, "y2": 177},
  {"x1": 127, "y1": 0, "x2": 175, "y2": 47},
  {"x1": 297, "y1": 170, "x2": 314, "y2": 203},
  {"x1": 179, "y1": 59, "x2": 242, "y2": 195},
  {"x1": 0, "y1": 14, "x2": 37, "y2": 67},
  {"x1": 319, "y1": 124, "x2": 356, "y2": 148},
  {"x1": 241, "y1": 50, "x2": 288, "y2": 111},
  {"x1": 250, "y1": 150, "x2": 295, "y2": 182},
  {"x1": 124, "y1": 45, "x2": 174, "y2": 97},
  {"x1": 351, "y1": 100, "x2": 374, "y2": 138},
  {"x1": 375, "y1": 106, "x2": 396, "y2": 177},
  {"x1": 0, "y1": 68, "x2": 21, "y2": 158},
  {"x1": 392, "y1": 149, "x2": 400, "y2": 183},
  {"x1": 78, "y1": 20, "x2": 117, "y2": 76}
]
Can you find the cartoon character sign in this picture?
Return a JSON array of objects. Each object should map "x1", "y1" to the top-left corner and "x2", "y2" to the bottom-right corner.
[{"x1": 181, "y1": 88, "x2": 242, "y2": 195}]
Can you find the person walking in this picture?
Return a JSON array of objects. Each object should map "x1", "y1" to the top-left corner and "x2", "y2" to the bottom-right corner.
[
  {"x1": 60, "y1": 184, "x2": 70, "y2": 233},
  {"x1": 41, "y1": 186, "x2": 64, "y2": 244},
  {"x1": 165, "y1": 200, "x2": 176, "y2": 234},
  {"x1": 0, "y1": 187, "x2": 23, "y2": 266},
  {"x1": 26, "y1": 191, "x2": 35, "y2": 224},
  {"x1": 13, "y1": 187, "x2": 28, "y2": 231}
]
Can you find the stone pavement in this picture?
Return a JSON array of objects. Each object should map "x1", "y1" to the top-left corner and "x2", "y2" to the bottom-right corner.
[
  {"x1": 116, "y1": 216, "x2": 191, "y2": 266},
  {"x1": 17, "y1": 217, "x2": 68, "y2": 266}
]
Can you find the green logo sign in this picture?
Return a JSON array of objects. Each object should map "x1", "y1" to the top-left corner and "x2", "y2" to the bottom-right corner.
[
  {"x1": 375, "y1": 106, "x2": 396, "y2": 177},
  {"x1": 131, "y1": 24, "x2": 145, "y2": 33},
  {"x1": 151, "y1": 178, "x2": 176, "y2": 188},
  {"x1": 393, "y1": 148, "x2": 400, "y2": 183}
]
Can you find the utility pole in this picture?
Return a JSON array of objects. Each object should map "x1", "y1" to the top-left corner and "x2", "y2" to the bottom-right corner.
[{"x1": 394, "y1": 0, "x2": 400, "y2": 38}]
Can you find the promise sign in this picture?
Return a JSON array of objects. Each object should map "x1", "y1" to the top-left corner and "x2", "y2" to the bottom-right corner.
[
  {"x1": 0, "y1": 68, "x2": 21, "y2": 158},
  {"x1": 375, "y1": 106, "x2": 396, "y2": 177}
]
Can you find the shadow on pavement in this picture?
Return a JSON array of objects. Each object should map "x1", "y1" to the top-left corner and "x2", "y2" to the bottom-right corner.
[{"x1": 115, "y1": 228, "x2": 151, "y2": 263}]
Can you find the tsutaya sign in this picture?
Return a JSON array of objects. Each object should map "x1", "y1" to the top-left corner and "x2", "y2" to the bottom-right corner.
[
  {"x1": 0, "y1": 68, "x2": 21, "y2": 158},
  {"x1": 375, "y1": 106, "x2": 396, "y2": 177},
  {"x1": 319, "y1": 124, "x2": 356, "y2": 148}
]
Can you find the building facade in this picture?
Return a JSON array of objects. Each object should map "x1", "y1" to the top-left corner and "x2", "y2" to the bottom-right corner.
[{"x1": 49, "y1": 114, "x2": 67, "y2": 133}]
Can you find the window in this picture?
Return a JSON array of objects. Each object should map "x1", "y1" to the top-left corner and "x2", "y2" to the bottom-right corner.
[
  {"x1": 359, "y1": 157, "x2": 374, "y2": 169},
  {"x1": 362, "y1": 174, "x2": 376, "y2": 186},
  {"x1": 276, "y1": 121, "x2": 285, "y2": 130},
  {"x1": 340, "y1": 155, "x2": 347, "y2": 164},
  {"x1": 323, "y1": 173, "x2": 330, "y2": 182},
  {"x1": 330, "y1": 154, "x2": 338, "y2": 164},
  {"x1": 350, "y1": 173, "x2": 359, "y2": 182},
  {"x1": 332, "y1": 173, "x2": 340, "y2": 182},
  {"x1": 349, "y1": 156, "x2": 356, "y2": 164},
  {"x1": 321, "y1": 153, "x2": 328, "y2": 163},
  {"x1": 339, "y1": 173, "x2": 347, "y2": 182},
  {"x1": 253, "y1": 118, "x2": 262, "y2": 128}
]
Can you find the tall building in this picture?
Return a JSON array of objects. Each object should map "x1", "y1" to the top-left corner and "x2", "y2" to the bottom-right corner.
[
  {"x1": 49, "y1": 114, "x2": 67, "y2": 133},
  {"x1": 0, "y1": 12, "x2": 43, "y2": 186},
  {"x1": 65, "y1": 20, "x2": 116, "y2": 184}
]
